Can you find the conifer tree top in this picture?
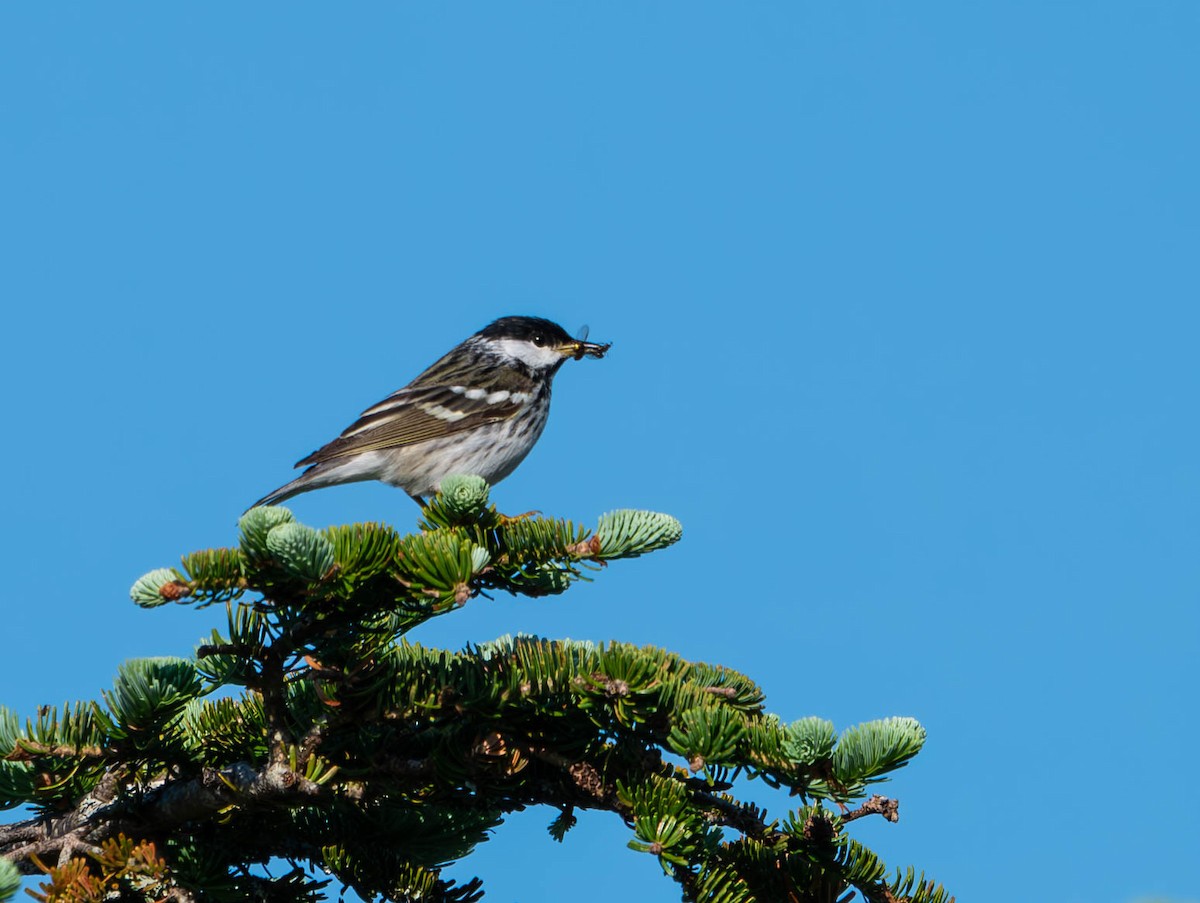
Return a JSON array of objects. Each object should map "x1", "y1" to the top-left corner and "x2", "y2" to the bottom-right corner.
[{"x1": 0, "y1": 478, "x2": 949, "y2": 903}]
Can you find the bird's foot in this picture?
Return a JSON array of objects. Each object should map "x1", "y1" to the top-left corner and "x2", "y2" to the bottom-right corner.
[{"x1": 498, "y1": 509, "x2": 541, "y2": 525}]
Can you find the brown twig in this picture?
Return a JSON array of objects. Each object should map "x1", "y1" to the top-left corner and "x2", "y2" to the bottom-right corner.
[{"x1": 839, "y1": 794, "x2": 900, "y2": 825}]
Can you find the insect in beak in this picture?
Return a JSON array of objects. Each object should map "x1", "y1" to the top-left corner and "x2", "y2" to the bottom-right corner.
[{"x1": 571, "y1": 325, "x2": 611, "y2": 360}]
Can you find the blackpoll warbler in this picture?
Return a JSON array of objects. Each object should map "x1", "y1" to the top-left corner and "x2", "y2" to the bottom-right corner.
[{"x1": 252, "y1": 316, "x2": 610, "y2": 507}]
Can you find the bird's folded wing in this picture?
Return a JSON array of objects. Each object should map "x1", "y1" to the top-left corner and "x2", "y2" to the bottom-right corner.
[{"x1": 295, "y1": 385, "x2": 524, "y2": 467}]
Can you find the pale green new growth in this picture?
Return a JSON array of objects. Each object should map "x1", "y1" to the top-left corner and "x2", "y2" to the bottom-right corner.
[
  {"x1": 265, "y1": 521, "x2": 336, "y2": 582},
  {"x1": 130, "y1": 567, "x2": 184, "y2": 608},
  {"x1": 784, "y1": 717, "x2": 838, "y2": 764},
  {"x1": 100, "y1": 658, "x2": 202, "y2": 745},
  {"x1": 237, "y1": 504, "x2": 295, "y2": 560},
  {"x1": 595, "y1": 509, "x2": 684, "y2": 559},
  {"x1": 438, "y1": 473, "x2": 491, "y2": 521},
  {"x1": 0, "y1": 857, "x2": 20, "y2": 901}
]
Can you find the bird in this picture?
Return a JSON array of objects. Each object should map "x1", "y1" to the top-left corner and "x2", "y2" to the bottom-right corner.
[{"x1": 251, "y1": 316, "x2": 610, "y2": 508}]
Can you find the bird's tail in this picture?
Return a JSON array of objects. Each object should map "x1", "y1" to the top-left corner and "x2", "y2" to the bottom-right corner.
[
  {"x1": 247, "y1": 464, "x2": 347, "y2": 511},
  {"x1": 249, "y1": 482, "x2": 300, "y2": 509},
  {"x1": 246, "y1": 458, "x2": 381, "y2": 513},
  {"x1": 246, "y1": 475, "x2": 312, "y2": 512}
]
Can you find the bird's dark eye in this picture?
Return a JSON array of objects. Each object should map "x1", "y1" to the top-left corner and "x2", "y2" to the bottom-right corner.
[{"x1": 532, "y1": 334, "x2": 547, "y2": 347}]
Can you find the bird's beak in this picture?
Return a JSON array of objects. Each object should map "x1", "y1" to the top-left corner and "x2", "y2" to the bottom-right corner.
[{"x1": 559, "y1": 338, "x2": 612, "y2": 361}]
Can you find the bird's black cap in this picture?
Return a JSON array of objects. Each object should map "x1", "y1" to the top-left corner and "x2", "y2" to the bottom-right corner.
[{"x1": 476, "y1": 316, "x2": 574, "y2": 344}]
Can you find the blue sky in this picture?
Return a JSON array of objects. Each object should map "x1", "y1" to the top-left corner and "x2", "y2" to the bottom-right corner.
[{"x1": 2, "y1": 4, "x2": 1197, "y2": 901}]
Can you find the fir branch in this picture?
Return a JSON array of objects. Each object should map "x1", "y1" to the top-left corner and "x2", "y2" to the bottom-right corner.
[{"x1": 0, "y1": 495, "x2": 948, "y2": 902}]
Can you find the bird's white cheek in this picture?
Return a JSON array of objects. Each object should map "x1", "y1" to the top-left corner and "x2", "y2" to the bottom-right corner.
[{"x1": 492, "y1": 338, "x2": 565, "y2": 370}]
